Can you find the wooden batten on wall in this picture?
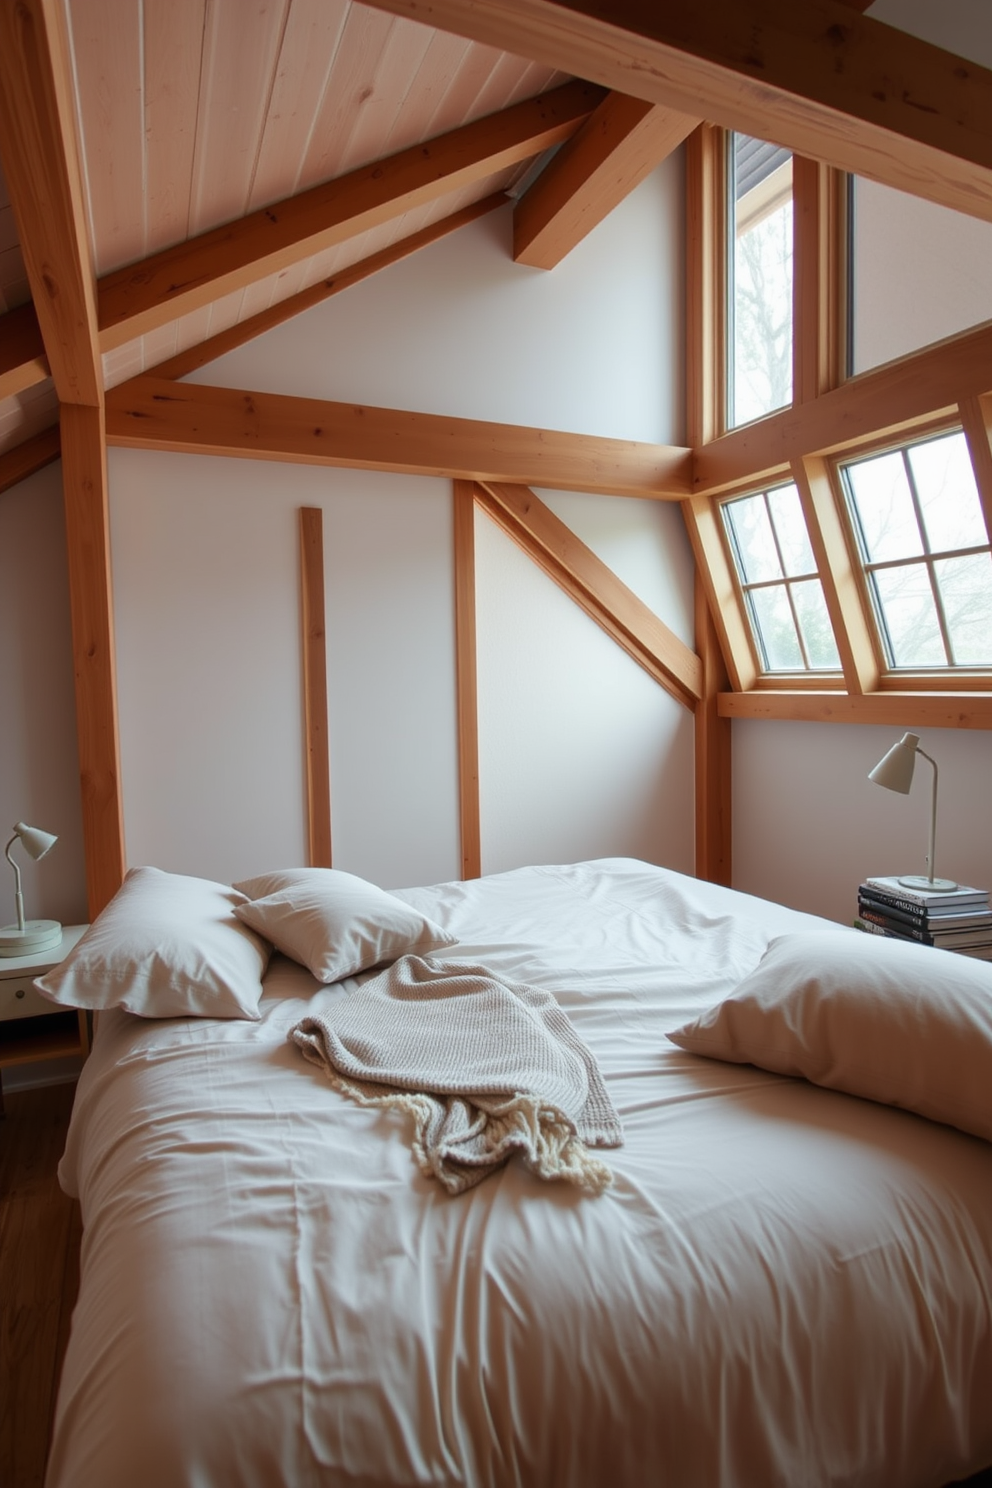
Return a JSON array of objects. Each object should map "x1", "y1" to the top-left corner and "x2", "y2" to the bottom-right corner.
[
  {"x1": 299, "y1": 508, "x2": 332, "y2": 870},
  {"x1": 453, "y1": 482, "x2": 482, "y2": 881}
]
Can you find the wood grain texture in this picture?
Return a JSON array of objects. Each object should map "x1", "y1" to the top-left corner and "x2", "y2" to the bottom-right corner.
[
  {"x1": 299, "y1": 508, "x2": 332, "y2": 869},
  {"x1": 0, "y1": 303, "x2": 49, "y2": 399},
  {"x1": 105, "y1": 377, "x2": 694, "y2": 498},
  {"x1": 694, "y1": 319, "x2": 992, "y2": 495},
  {"x1": 60, "y1": 403, "x2": 126, "y2": 918},
  {"x1": 960, "y1": 395, "x2": 992, "y2": 550},
  {"x1": 0, "y1": 426, "x2": 60, "y2": 496},
  {"x1": 362, "y1": 0, "x2": 992, "y2": 224},
  {"x1": 792, "y1": 157, "x2": 847, "y2": 405},
  {"x1": 153, "y1": 193, "x2": 506, "y2": 380},
  {"x1": 476, "y1": 479, "x2": 702, "y2": 707},
  {"x1": 693, "y1": 580, "x2": 731, "y2": 885},
  {"x1": 513, "y1": 92, "x2": 698, "y2": 268},
  {"x1": 97, "y1": 80, "x2": 605, "y2": 348},
  {"x1": 680, "y1": 494, "x2": 757, "y2": 693},
  {"x1": 684, "y1": 124, "x2": 725, "y2": 449},
  {"x1": 791, "y1": 455, "x2": 880, "y2": 695},
  {"x1": 453, "y1": 481, "x2": 481, "y2": 879},
  {"x1": 0, "y1": 0, "x2": 101, "y2": 405},
  {"x1": 717, "y1": 690, "x2": 992, "y2": 729},
  {"x1": 0, "y1": 1084, "x2": 80, "y2": 1488}
]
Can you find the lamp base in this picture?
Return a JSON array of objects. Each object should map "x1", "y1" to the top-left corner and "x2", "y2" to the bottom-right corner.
[
  {"x1": 0, "y1": 919, "x2": 64, "y2": 957},
  {"x1": 897, "y1": 875, "x2": 959, "y2": 893}
]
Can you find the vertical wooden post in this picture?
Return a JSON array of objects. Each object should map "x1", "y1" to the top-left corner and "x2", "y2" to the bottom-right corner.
[
  {"x1": 792, "y1": 157, "x2": 848, "y2": 406},
  {"x1": 299, "y1": 508, "x2": 332, "y2": 868},
  {"x1": 60, "y1": 403, "x2": 125, "y2": 917},
  {"x1": 686, "y1": 123, "x2": 733, "y2": 882},
  {"x1": 454, "y1": 482, "x2": 481, "y2": 880},
  {"x1": 960, "y1": 395, "x2": 992, "y2": 545}
]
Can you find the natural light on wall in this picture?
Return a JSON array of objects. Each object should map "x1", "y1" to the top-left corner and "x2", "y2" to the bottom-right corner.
[
  {"x1": 721, "y1": 483, "x2": 840, "y2": 673},
  {"x1": 841, "y1": 430, "x2": 992, "y2": 669},
  {"x1": 729, "y1": 134, "x2": 794, "y2": 429}
]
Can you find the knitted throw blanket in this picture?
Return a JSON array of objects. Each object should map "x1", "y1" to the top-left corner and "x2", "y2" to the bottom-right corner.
[{"x1": 290, "y1": 956, "x2": 622, "y2": 1196}]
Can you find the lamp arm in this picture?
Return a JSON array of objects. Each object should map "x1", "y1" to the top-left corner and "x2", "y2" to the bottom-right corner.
[
  {"x1": 4, "y1": 833, "x2": 25, "y2": 932},
  {"x1": 917, "y1": 748, "x2": 939, "y2": 885}
]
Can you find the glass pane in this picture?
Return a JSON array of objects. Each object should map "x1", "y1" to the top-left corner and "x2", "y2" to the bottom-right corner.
[
  {"x1": 934, "y1": 553, "x2": 992, "y2": 665},
  {"x1": 791, "y1": 580, "x2": 841, "y2": 669},
  {"x1": 872, "y1": 564, "x2": 946, "y2": 667},
  {"x1": 767, "y1": 483, "x2": 815, "y2": 576},
  {"x1": 748, "y1": 585, "x2": 803, "y2": 670},
  {"x1": 723, "y1": 494, "x2": 782, "y2": 583},
  {"x1": 845, "y1": 451, "x2": 922, "y2": 563},
  {"x1": 731, "y1": 135, "x2": 793, "y2": 427},
  {"x1": 908, "y1": 432, "x2": 988, "y2": 553}
]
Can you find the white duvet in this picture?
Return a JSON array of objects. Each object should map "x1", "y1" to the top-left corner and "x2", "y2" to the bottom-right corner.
[{"x1": 48, "y1": 860, "x2": 992, "y2": 1487}]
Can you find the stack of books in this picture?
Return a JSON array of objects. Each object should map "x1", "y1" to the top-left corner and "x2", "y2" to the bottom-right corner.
[{"x1": 856, "y1": 876, "x2": 992, "y2": 960}]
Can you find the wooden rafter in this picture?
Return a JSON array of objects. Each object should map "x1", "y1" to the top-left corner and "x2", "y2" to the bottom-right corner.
[
  {"x1": 513, "y1": 93, "x2": 698, "y2": 269},
  {"x1": 154, "y1": 195, "x2": 506, "y2": 382},
  {"x1": 475, "y1": 479, "x2": 702, "y2": 708},
  {"x1": 0, "y1": 0, "x2": 100, "y2": 406},
  {"x1": 453, "y1": 482, "x2": 482, "y2": 880},
  {"x1": 0, "y1": 426, "x2": 61, "y2": 497},
  {"x1": 364, "y1": 0, "x2": 992, "y2": 226},
  {"x1": 299, "y1": 507, "x2": 332, "y2": 870},
  {"x1": 97, "y1": 81, "x2": 605, "y2": 350},
  {"x1": 105, "y1": 377, "x2": 693, "y2": 499}
]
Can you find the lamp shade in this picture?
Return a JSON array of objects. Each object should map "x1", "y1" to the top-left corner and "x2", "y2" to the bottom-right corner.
[
  {"x1": 14, "y1": 821, "x2": 58, "y2": 860},
  {"x1": 868, "y1": 733, "x2": 919, "y2": 795}
]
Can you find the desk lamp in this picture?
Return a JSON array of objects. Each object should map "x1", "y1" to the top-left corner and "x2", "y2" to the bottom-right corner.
[
  {"x1": 0, "y1": 821, "x2": 63, "y2": 956},
  {"x1": 868, "y1": 733, "x2": 957, "y2": 892}
]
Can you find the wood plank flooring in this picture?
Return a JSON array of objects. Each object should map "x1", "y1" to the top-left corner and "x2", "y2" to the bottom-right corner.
[
  {"x1": 0, "y1": 1083, "x2": 80, "y2": 1488},
  {"x1": 1, "y1": 1081, "x2": 990, "y2": 1488}
]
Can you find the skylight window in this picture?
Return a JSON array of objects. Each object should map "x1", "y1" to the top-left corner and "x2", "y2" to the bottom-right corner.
[
  {"x1": 721, "y1": 483, "x2": 840, "y2": 673},
  {"x1": 841, "y1": 430, "x2": 992, "y2": 669},
  {"x1": 728, "y1": 134, "x2": 794, "y2": 429}
]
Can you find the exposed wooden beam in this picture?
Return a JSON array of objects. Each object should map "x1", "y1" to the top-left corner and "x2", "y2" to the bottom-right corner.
[
  {"x1": 718, "y1": 690, "x2": 992, "y2": 730},
  {"x1": 105, "y1": 377, "x2": 693, "y2": 499},
  {"x1": 59, "y1": 403, "x2": 125, "y2": 918},
  {"x1": 791, "y1": 455, "x2": 879, "y2": 695},
  {"x1": 680, "y1": 494, "x2": 756, "y2": 693},
  {"x1": 693, "y1": 580, "x2": 731, "y2": 885},
  {"x1": 475, "y1": 479, "x2": 702, "y2": 708},
  {"x1": 0, "y1": 426, "x2": 61, "y2": 497},
  {"x1": 154, "y1": 195, "x2": 507, "y2": 382},
  {"x1": 513, "y1": 93, "x2": 698, "y2": 269},
  {"x1": 97, "y1": 81, "x2": 605, "y2": 350},
  {"x1": 792, "y1": 157, "x2": 847, "y2": 406},
  {"x1": 0, "y1": 0, "x2": 100, "y2": 405},
  {"x1": 0, "y1": 303, "x2": 49, "y2": 399},
  {"x1": 364, "y1": 0, "x2": 992, "y2": 225},
  {"x1": 299, "y1": 508, "x2": 332, "y2": 870},
  {"x1": 685, "y1": 124, "x2": 726, "y2": 450},
  {"x1": 694, "y1": 319, "x2": 992, "y2": 495},
  {"x1": 453, "y1": 482, "x2": 482, "y2": 880}
]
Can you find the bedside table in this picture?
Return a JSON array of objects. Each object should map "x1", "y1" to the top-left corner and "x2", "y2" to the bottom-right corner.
[{"x1": 0, "y1": 925, "x2": 89, "y2": 1113}]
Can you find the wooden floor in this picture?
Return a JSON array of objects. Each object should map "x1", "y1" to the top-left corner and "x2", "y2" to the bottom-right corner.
[
  {"x1": 1, "y1": 1082, "x2": 990, "y2": 1488},
  {"x1": 0, "y1": 1082, "x2": 81, "y2": 1488}
]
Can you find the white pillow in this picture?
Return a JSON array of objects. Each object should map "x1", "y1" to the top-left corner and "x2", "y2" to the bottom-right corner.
[
  {"x1": 34, "y1": 866, "x2": 271, "y2": 1020},
  {"x1": 232, "y1": 867, "x2": 457, "y2": 983},
  {"x1": 667, "y1": 930, "x2": 992, "y2": 1143}
]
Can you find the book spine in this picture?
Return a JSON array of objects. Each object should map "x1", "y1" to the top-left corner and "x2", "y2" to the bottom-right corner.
[
  {"x1": 862, "y1": 878, "x2": 988, "y2": 911},
  {"x1": 857, "y1": 892, "x2": 927, "y2": 927},
  {"x1": 857, "y1": 906, "x2": 932, "y2": 942},
  {"x1": 854, "y1": 918, "x2": 920, "y2": 944}
]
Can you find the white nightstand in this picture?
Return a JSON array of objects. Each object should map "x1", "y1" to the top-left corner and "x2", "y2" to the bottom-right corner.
[{"x1": 0, "y1": 925, "x2": 89, "y2": 1113}]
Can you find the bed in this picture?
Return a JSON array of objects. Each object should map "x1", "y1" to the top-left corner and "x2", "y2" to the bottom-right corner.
[{"x1": 44, "y1": 858, "x2": 992, "y2": 1487}]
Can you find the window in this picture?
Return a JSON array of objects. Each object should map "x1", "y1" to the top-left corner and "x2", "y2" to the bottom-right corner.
[
  {"x1": 728, "y1": 134, "x2": 793, "y2": 428},
  {"x1": 841, "y1": 429, "x2": 992, "y2": 669},
  {"x1": 721, "y1": 482, "x2": 840, "y2": 673}
]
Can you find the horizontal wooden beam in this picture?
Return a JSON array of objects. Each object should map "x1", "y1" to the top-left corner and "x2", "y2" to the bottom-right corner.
[
  {"x1": 0, "y1": 425, "x2": 61, "y2": 495},
  {"x1": 105, "y1": 377, "x2": 693, "y2": 498},
  {"x1": 152, "y1": 194, "x2": 506, "y2": 381},
  {"x1": 694, "y1": 318, "x2": 992, "y2": 494},
  {"x1": 718, "y1": 690, "x2": 992, "y2": 730},
  {"x1": 0, "y1": 0, "x2": 101, "y2": 405},
  {"x1": 0, "y1": 302, "x2": 49, "y2": 398},
  {"x1": 513, "y1": 93, "x2": 698, "y2": 269},
  {"x1": 477, "y1": 479, "x2": 702, "y2": 706},
  {"x1": 97, "y1": 81, "x2": 604, "y2": 350},
  {"x1": 363, "y1": 0, "x2": 992, "y2": 225}
]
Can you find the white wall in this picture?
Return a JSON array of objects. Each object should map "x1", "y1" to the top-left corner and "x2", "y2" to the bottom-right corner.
[{"x1": 105, "y1": 162, "x2": 694, "y2": 889}]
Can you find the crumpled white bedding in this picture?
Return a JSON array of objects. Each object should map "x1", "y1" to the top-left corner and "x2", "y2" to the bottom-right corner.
[{"x1": 47, "y1": 859, "x2": 992, "y2": 1488}]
